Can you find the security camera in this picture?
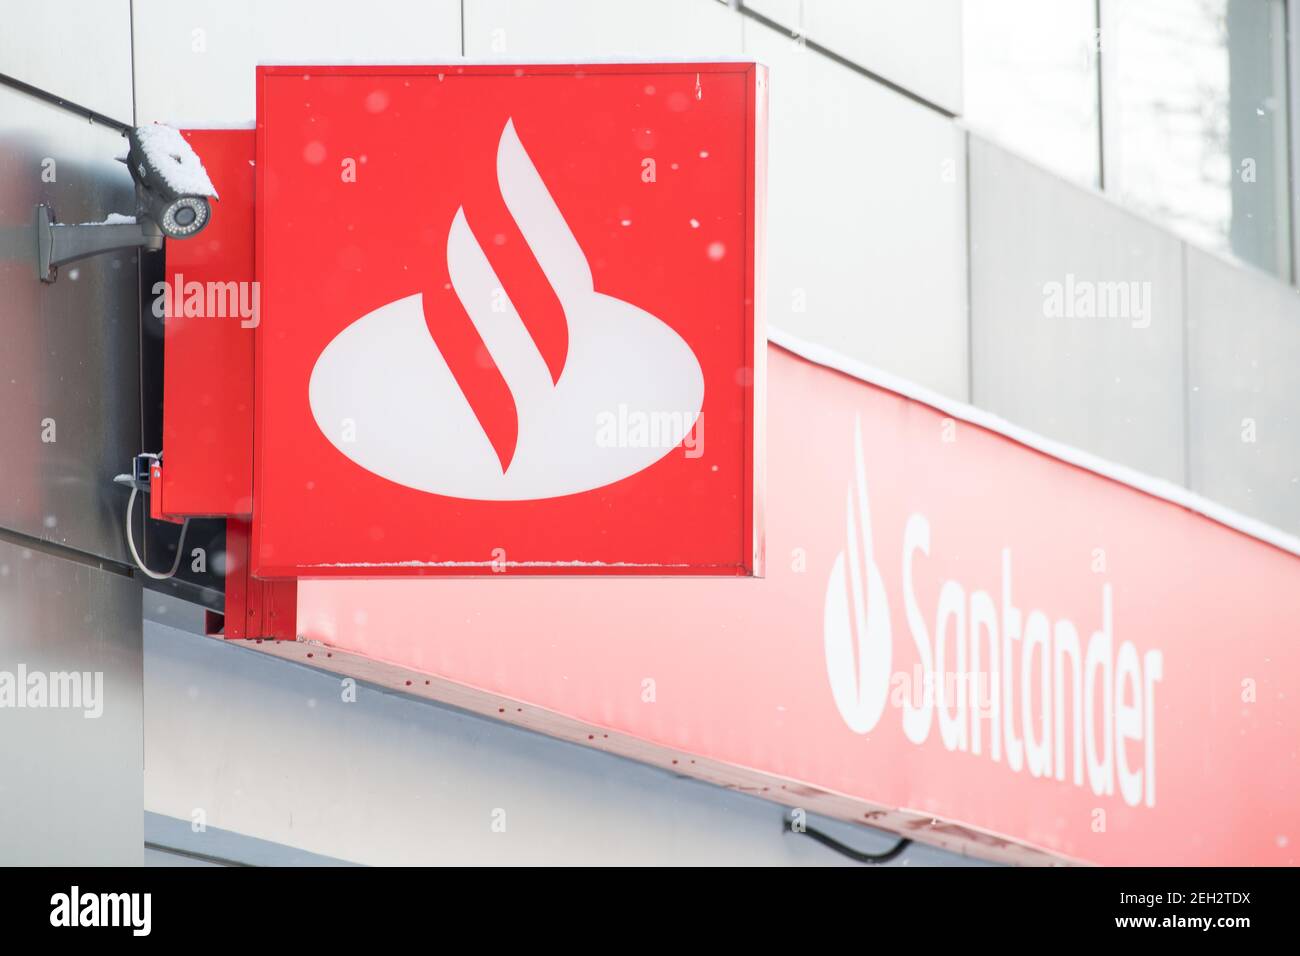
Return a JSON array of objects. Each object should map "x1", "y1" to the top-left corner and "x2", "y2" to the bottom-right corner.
[
  {"x1": 125, "y1": 124, "x2": 217, "y2": 239},
  {"x1": 35, "y1": 123, "x2": 217, "y2": 282}
]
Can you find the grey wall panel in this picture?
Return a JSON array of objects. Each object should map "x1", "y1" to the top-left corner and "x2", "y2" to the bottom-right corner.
[
  {"x1": 969, "y1": 135, "x2": 1186, "y2": 482},
  {"x1": 132, "y1": 0, "x2": 462, "y2": 125},
  {"x1": 0, "y1": 0, "x2": 134, "y2": 124},
  {"x1": 0, "y1": 84, "x2": 142, "y2": 563},
  {"x1": 1186, "y1": 246, "x2": 1300, "y2": 535},
  {"x1": 745, "y1": 20, "x2": 969, "y2": 398},
  {"x1": 0, "y1": 540, "x2": 142, "y2": 864}
]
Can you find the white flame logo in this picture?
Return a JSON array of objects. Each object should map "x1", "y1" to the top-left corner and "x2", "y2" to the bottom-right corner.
[
  {"x1": 823, "y1": 416, "x2": 893, "y2": 733},
  {"x1": 309, "y1": 119, "x2": 705, "y2": 499}
]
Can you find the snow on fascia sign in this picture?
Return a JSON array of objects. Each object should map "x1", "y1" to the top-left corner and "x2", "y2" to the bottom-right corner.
[{"x1": 253, "y1": 64, "x2": 765, "y2": 576}]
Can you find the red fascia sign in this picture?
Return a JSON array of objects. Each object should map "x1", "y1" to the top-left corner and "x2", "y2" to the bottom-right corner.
[
  {"x1": 158, "y1": 65, "x2": 1300, "y2": 865},
  {"x1": 261, "y1": 343, "x2": 1300, "y2": 866}
]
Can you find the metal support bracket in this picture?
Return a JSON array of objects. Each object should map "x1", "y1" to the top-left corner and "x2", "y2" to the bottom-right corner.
[
  {"x1": 35, "y1": 203, "x2": 164, "y2": 283},
  {"x1": 113, "y1": 452, "x2": 160, "y2": 493}
]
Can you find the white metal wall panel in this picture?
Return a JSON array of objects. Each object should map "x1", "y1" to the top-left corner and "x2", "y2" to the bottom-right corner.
[
  {"x1": 0, "y1": 0, "x2": 134, "y2": 123},
  {"x1": 745, "y1": 19, "x2": 969, "y2": 398},
  {"x1": 744, "y1": 0, "x2": 963, "y2": 113},
  {"x1": 462, "y1": 0, "x2": 744, "y2": 58},
  {"x1": 132, "y1": 0, "x2": 462, "y2": 124}
]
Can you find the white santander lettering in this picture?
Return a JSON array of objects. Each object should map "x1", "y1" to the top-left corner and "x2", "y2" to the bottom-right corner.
[
  {"x1": 896, "y1": 526, "x2": 1162, "y2": 807},
  {"x1": 901, "y1": 514, "x2": 934, "y2": 745}
]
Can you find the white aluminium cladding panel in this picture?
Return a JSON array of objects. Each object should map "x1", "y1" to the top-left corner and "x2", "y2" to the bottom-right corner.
[
  {"x1": 0, "y1": 0, "x2": 134, "y2": 122},
  {"x1": 745, "y1": 18, "x2": 969, "y2": 399},
  {"x1": 463, "y1": 0, "x2": 744, "y2": 57},
  {"x1": 131, "y1": 0, "x2": 462, "y2": 124},
  {"x1": 743, "y1": 0, "x2": 963, "y2": 113}
]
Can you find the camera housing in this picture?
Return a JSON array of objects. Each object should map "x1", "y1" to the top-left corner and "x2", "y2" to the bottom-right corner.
[
  {"x1": 126, "y1": 125, "x2": 218, "y2": 239},
  {"x1": 35, "y1": 124, "x2": 218, "y2": 282}
]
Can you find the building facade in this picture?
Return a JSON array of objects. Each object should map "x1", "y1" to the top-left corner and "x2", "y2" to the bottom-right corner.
[{"x1": 2, "y1": 0, "x2": 1297, "y2": 865}]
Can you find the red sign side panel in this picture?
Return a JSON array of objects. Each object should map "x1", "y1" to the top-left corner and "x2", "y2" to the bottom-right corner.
[
  {"x1": 746, "y1": 65, "x2": 768, "y2": 576},
  {"x1": 161, "y1": 129, "x2": 257, "y2": 516},
  {"x1": 220, "y1": 517, "x2": 297, "y2": 641}
]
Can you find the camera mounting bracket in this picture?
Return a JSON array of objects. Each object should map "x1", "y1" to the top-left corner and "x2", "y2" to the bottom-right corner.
[{"x1": 35, "y1": 203, "x2": 164, "y2": 283}]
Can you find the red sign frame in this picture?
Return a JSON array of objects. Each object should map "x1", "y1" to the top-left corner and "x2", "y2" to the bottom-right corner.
[{"x1": 251, "y1": 64, "x2": 766, "y2": 578}]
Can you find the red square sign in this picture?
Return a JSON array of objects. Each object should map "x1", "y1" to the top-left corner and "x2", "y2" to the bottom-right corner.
[{"x1": 253, "y1": 64, "x2": 765, "y2": 576}]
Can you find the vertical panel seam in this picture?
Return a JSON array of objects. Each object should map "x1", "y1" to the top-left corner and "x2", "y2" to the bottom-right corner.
[
  {"x1": 964, "y1": 131, "x2": 975, "y2": 405},
  {"x1": 1181, "y1": 240, "x2": 1193, "y2": 491}
]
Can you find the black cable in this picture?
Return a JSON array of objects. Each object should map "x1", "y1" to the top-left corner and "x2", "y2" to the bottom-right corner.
[
  {"x1": 784, "y1": 815, "x2": 912, "y2": 864},
  {"x1": 0, "y1": 71, "x2": 131, "y2": 133}
]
